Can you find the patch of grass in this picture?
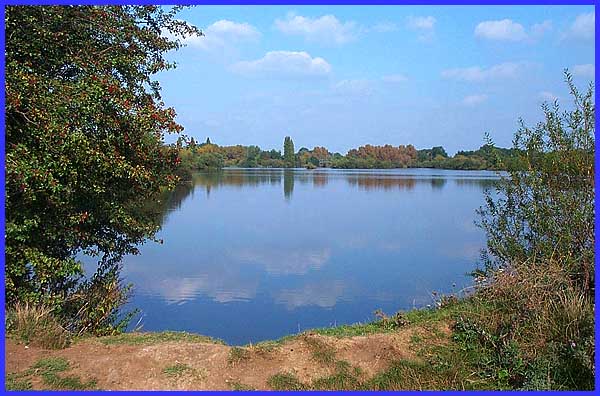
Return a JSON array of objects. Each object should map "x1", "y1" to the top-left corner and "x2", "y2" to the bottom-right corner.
[
  {"x1": 247, "y1": 343, "x2": 276, "y2": 356},
  {"x1": 309, "y1": 322, "x2": 392, "y2": 338},
  {"x1": 307, "y1": 304, "x2": 461, "y2": 339},
  {"x1": 42, "y1": 373, "x2": 97, "y2": 390},
  {"x1": 29, "y1": 357, "x2": 97, "y2": 390},
  {"x1": 267, "y1": 372, "x2": 306, "y2": 391},
  {"x1": 33, "y1": 357, "x2": 70, "y2": 373},
  {"x1": 99, "y1": 331, "x2": 224, "y2": 346},
  {"x1": 6, "y1": 371, "x2": 33, "y2": 390},
  {"x1": 230, "y1": 381, "x2": 255, "y2": 390},
  {"x1": 227, "y1": 347, "x2": 250, "y2": 365},
  {"x1": 163, "y1": 363, "x2": 192, "y2": 377},
  {"x1": 311, "y1": 360, "x2": 364, "y2": 390},
  {"x1": 301, "y1": 335, "x2": 336, "y2": 366}
]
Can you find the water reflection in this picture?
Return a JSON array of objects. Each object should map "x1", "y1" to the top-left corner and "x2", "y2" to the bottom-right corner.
[
  {"x1": 189, "y1": 168, "x2": 498, "y2": 199},
  {"x1": 120, "y1": 168, "x2": 502, "y2": 345},
  {"x1": 283, "y1": 169, "x2": 294, "y2": 201}
]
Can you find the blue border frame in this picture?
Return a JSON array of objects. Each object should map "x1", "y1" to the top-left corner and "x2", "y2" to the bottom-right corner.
[{"x1": 0, "y1": 1, "x2": 597, "y2": 395}]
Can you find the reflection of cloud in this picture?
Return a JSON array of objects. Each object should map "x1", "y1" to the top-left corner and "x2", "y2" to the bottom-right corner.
[
  {"x1": 440, "y1": 243, "x2": 482, "y2": 262},
  {"x1": 275, "y1": 281, "x2": 345, "y2": 309},
  {"x1": 234, "y1": 248, "x2": 331, "y2": 275},
  {"x1": 140, "y1": 275, "x2": 259, "y2": 305}
]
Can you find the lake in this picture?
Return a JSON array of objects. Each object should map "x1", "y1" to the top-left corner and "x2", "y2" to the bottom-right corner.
[{"x1": 118, "y1": 168, "x2": 500, "y2": 345}]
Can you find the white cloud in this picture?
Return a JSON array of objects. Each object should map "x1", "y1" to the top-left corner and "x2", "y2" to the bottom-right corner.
[
  {"x1": 372, "y1": 21, "x2": 398, "y2": 33},
  {"x1": 566, "y1": 12, "x2": 595, "y2": 40},
  {"x1": 406, "y1": 16, "x2": 436, "y2": 41},
  {"x1": 475, "y1": 19, "x2": 527, "y2": 41},
  {"x1": 539, "y1": 91, "x2": 560, "y2": 102},
  {"x1": 441, "y1": 62, "x2": 526, "y2": 82},
  {"x1": 474, "y1": 19, "x2": 553, "y2": 42},
  {"x1": 184, "y1": 19, "x2": 260, "y2": 51},
  {"x1": 382, "y1": 74, "x2": 408, "y2": 83},
  {"x1": 231, "y1": 51, "x2": 332, "y2": 78},
  {"x1": 572, "y1": 63, "x2": 595, "y2": 78},
  {"x1": 334, "y1": 79, "x2": 373, "y2": 96},
  {"x1": 531, "y1": 20, "x2": 553, "y2": 38},
  {"x1": 462, "y1": 94, "x2": 488, "y2": 106},
  {"x1": 407, "y1": 15, "x2": 436, "y2": 30},
  {"x1": 274, "y1": 13, "x2": 357, "y2": 44}
]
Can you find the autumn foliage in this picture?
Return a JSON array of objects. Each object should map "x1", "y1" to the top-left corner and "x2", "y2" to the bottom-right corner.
[{"x1": 5, "y1": 6, "x2": 199, "y2": 333}]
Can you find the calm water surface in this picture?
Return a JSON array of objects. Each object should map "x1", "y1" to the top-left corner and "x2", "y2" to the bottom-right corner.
[{"x1": 119, "y1": 168, "x2": 500, "y2": 345}]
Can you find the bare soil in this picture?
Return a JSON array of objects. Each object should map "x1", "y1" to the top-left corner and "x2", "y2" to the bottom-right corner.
[{"x1": 5, "y1": 323, "x2": 450, "y2": 390}]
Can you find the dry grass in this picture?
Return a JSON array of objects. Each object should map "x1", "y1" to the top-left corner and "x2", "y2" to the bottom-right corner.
[{"x1": 6, "y1": 303, "x2": 71, "y2": 349}]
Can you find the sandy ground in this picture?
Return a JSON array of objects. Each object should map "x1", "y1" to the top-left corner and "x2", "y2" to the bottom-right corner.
[{"x1": 5, "y1": 324, "x2": 449, "y2": 390}]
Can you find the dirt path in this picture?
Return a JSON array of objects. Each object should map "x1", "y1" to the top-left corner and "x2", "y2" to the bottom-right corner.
[{"x1": 5, "y1": 323, "x2": 450, "y2": 390}]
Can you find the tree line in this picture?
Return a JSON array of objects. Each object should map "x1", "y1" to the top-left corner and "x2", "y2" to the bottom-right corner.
[{"x1": 174, "y1": 136, "x2": 521, "y2": 176}]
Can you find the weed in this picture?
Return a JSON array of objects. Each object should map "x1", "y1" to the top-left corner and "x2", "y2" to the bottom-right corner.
[
  {"x1": 28, "y1": 357, "x2": 96, "y2": 390},
  {"x1": 163, "y1": 363, "x2": 192, "y2": 377},
  {"x1": 6, "y1": 371, "x2": 33, "y2": 390},
  {"x1": 311, "y1": 360, "x2": 364, "y2": 390},
  {"x1": 267, "y1": 372, "x2": 306, "y2": 391},
  {"x1": 374, "y1": 309, "x2": 410, "y2": 330},
  {"x1": 6, "y1": 303, "x2": 71, "y2": 349},
  {"x1": 230, "y1": 381, "x2": 255, "y2": 390},
  {"x1": 227, "y1": 347, "x2": 250, "y2": 365},
  {"x1": 99, "y1": 331, "x2": 224, "y2": 346},
  {"x1": 300, "y1": 335, "x2": 336, "y2": 366}
]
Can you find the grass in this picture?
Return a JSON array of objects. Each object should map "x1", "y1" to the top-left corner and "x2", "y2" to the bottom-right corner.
[
  {"x1": 311, "y1": 361, "x2": 364, "y2": 390},
  {"x1": 6, "y1": 303, "x2": 71, "y2": 349},
  {"x1": 98, "y1": 331, "x2": 224, "y2": 346},
  {"x1": 230, "y1": 381, "x2": 255, "y2": 391},
  {"x1": 8, "y1": 357, "x2": 98, "y2": 390},
  {"x1": 267, "y1": 372, "x2": 306, "y2": 391},
  {"x1": 163, "y1": 363, "x2": 192, "y2": 377},
  {"x1": 300, "y1": 335, "x2": 336, "y2": 366},
  {"x1": 227, "y1": 347, "x2": 250, "y2": 365},
  {"x1": 6, "y1": 371, "x2": 34, "y2": 390}
]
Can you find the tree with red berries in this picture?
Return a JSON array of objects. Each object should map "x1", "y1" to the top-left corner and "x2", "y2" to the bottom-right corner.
[{"x1": 5, "y1": 5, "x2": 200, "y2": 334}]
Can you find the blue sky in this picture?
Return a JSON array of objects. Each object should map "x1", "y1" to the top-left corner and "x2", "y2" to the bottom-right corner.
[{"x1": 157, "y1": 5, "x2": 595, "y2": 155}]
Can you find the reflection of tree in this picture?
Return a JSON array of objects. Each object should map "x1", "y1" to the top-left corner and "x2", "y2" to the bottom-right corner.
[
  {"x1": 313, "y1": 172, "x2": 328, "y2": 188},
  {"x1": 283, "y1": 169, "x2": 294, "y2": 201},
  {"x1": 188, "y1": 169, "x2": 498, "y2": 198},
  {"x1": 347, "y1": 176, "x2": 416, "y2": 191},
  {"x1": 430, "y1": 178, "x2": 447, "y2": 190},
  {"x1": 453, "y1": 178, "x2": 497, "y2": 189},
  {"x1": 141, "y1": 181, "x2": 195, "y2": 227}
]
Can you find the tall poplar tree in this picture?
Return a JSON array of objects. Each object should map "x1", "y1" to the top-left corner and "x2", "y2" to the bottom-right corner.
[{"x1": 283, "y1": 136, "x2": 295, "y2": 168}]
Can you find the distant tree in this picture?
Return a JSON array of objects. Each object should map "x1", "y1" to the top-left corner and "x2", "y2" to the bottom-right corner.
[
  {"x1": 189, "y1": 137, "x2": 197, "y2": 148},
  {"x1": 206, "y1": 137, "x2": 211, "y2": 145},
  {"x1": 431, "y1": 146, "x2": 448, "y2": 158},
  {"x1": 284, "y1": 136, "x2": 295, "y2": 168}
]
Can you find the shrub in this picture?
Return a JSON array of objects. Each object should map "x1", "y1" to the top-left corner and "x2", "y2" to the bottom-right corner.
[
  {"x1": 6, "y1": 303, "x2": 70, "y2": 349},
  {"x1": 453, "y1": 261, "x2": 594, "y2": 390},
  {"x1": 478, "y1": 72, "x2": 594, "y2": 294}
]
